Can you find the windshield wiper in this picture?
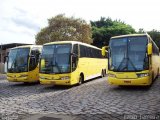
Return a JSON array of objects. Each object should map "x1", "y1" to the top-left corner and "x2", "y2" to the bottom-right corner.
[
  {"x1": 116, "y1": 52, "x2": 126, "y2": 71},
  {"x1": 117, "y1": 58, "x2": 127, "y2": 71},
  {"x1": 117, "y1": 57, "x2": 137, "y2": 71},
  {"x1": 116, "y1": 51, "x2": 137, "y2": 71},
  {"x1": 128, "y1": 58, "x2": 137, "y2": 71}
]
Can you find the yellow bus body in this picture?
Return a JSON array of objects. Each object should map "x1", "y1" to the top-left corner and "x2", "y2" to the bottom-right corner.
[
  {"x1": 106, "y1": 34, "x2": 159, "y2": 86},
  {"x1": 7, "y1": 45, "x2": 42, "y2": 83},
  {"x1": 40, "y1": 41, "x2": 108, "y2": 85}
]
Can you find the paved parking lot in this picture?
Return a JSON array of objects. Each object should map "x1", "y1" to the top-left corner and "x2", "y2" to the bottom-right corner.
[{"x1": 0, "y1": 76, "x2": 160, "y2": 120}]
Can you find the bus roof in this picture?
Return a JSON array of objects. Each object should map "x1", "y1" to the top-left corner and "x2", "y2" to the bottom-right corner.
[
  {"x1": 10, "y1": 45, "x2": 42, "y2": 50},
  {"x1": 111, "y1": 34, "x2": 149, "y2": 39},
  {"x1": 44, "y1": 41, "x2": 102, "y2": 50}
]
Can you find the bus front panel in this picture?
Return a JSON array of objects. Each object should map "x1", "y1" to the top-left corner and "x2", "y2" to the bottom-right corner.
[{"x1": 108, "y1": 70, "x2": 152, "y2": 86}]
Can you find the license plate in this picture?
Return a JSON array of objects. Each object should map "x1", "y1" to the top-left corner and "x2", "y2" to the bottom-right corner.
[
  {"x1": 50, "y1": 81, "x2": 55, "y2": 84},
  {"x1": 124, "y1": 80, "x2": 131, "y2": 83}
]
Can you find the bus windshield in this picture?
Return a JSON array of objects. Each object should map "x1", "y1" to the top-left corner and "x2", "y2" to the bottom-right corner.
[
  {"x1": 109, "y1": 36, "x2": 148, "y2": 72},
  {"x1": 7, "y1": 48, "x2": 30, "y2": 73},
  {"x1": 40, "y1": 44, "x2": 71, "y2": 74}
]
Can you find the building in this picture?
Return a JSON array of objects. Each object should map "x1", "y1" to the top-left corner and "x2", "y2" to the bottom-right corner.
[{"x1": 0, "y1": 43, "x2": 32, "y2": 73}]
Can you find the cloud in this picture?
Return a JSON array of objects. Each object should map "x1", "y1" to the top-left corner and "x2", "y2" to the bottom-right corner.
[
  {"x1": 0, "y1": 0, "x2": 160, "y2": 44},
  {"x1": 10, "y1": 8, "x2": 40, "y2": 32},
  {"x1": 0, "y1": 5, "x2": 41, "y2": 44}
]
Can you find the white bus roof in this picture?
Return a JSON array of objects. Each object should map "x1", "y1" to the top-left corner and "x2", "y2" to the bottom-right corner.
[
  {"x1": 111, "y1": 34, "x2": 149, "y2": 39},
  {"x1": 44, "y1": 41, "x2": 102, "y2": 50},
  {"x1": 10, "y1": 45, "x2": 42, "y2": 50}
]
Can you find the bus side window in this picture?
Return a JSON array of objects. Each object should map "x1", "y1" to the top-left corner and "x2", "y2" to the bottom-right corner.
[
  {"x1": 73, "y1": 44, "x2": 78, "y2": 55},
  {"x1": 29, "y1": 48, "x2": 40, "y2": 71},
  {"x1": 72, "y1": 44, "x2": 78, "y2": 71},
  {"x1": 80, "y1": 45, "x2": 86, "y2": 57}
]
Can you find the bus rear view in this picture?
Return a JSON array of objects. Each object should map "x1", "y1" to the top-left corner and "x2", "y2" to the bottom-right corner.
[{"x1": 107, "y1": 34, "x2": 159, "y2": 86}]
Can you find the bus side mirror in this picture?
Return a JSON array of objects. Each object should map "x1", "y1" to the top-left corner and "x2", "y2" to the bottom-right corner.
[
  {"x1": 102, "y1": 46, "x2": 108, "y2": 56},
  {"x1": 71, "y1": 53, "x2": 78, "y2": 57},
  {"x1": 30, "y1": 55, "x2": 36, "y2": 66},
  {"x1": 147, "y1": 43, "x2": 152, "y2": 55}
]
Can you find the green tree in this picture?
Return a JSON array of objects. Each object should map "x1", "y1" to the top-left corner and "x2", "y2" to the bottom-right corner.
[
  {"x1": 35, "y1": 14, "x2": 92, "y2": 45},
  {"x1": 148, "y1": 29, "x2": 160, "y2": 49},
  {"x1": 91, "y1": 17, "x2": 136, "y2": 48},
  {"x1": 138, "y1": 28, "x2": 145, "y2": 33}
]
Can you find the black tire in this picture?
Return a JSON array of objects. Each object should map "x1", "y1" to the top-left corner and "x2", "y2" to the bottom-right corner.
[
  {"x1": 157, "y1": 68, "x2": 159, "y2": 78},
  {"x1": 78, "y1": 74, "x2": 84, "y2": 85},
  {"x1": 23, "y1": 82, "x2": 29, "y2": 84},
  {"x1": 101, "y1": 70, "x2": 104, "y2": 78},
  {"x1": 151, "y1": 72, "x2": 154, "y2": 84},
  {"x1": 152, "y1": 72, "x2": 154, "y2": 81},
  {"x1": 103, "y1": 69, "x2": 106, "y2": 77}
]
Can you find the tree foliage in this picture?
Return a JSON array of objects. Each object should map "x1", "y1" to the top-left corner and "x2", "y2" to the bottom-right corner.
[
  {"x1": 91, "y1": 17, "x2": 136, "y2": 48},
  {"x1": 35, "y1": 14, "x2": 92, "y2": 45},
  {"x1": 138, "y1": 28, "x2": 145, "y2": 34},
  {"x1": 148, "y1": 29, "x2": 160, "y2": 49}
]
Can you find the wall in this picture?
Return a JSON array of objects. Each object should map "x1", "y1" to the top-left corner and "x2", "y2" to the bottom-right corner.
[
  {"x1": 0, "y1": 48, "x2": 10, "y2": 73},
  {"x1": 0, "y1": 63, "x2": 5, "y2": 73}
]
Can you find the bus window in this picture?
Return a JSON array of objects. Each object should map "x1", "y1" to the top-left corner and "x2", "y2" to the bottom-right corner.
[
  {"x1": 72, "y1": 44, "x2": 79, "y2": 71},
  {"x1": 29, "y1": 48, "x2": 40, "y2": 71}
]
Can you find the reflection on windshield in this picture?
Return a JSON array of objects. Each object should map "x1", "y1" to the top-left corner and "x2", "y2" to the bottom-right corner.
[
  {"x1": 109, "y1": 36, "x2": 148, "y2": 71},
  {"x1": 7, "y1": 48, "x2": 30, "y2": 73},
  {"x1": 40, "y1": 44, "x2": 71, "y2": 74}
]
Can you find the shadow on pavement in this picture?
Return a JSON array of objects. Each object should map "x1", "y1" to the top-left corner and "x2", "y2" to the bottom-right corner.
[
  {"x1": 42, "y1": 85, "x2": 73, "y2": 91},
  {"x1": 110, "y1": 76, "x2": 159, "y2": 91},
  {"x1": 9, "y1": 82, "x2": 40, "y2": 87}
]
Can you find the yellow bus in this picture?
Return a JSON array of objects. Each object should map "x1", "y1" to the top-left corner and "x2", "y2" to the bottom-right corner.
[
  {"x1": 102, "y1": 34, "x2": 159, "y2": 86},
  {"x1": 39, "y1": 41, "x2": 107, "y2": 85},
  {"x1": 7, "y1": 45, "x2": 42, "y2": 83}
]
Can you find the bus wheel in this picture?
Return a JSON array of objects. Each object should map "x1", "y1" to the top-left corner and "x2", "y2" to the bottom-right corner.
[
  {"x1": 104, "y1": 69, "x2": 106, "y2": 77},
  {"x1": 157, "y1": 68, "x2": 159, "y2": 78},
  {"x1": 23, "y1": 82, "x2": 29, "y2": 84},
  {"x1": 78, "y1": 74, "x2": 84, "y2": 85},
  {"x1": 151, "y1": 72, "x2": 154, "y2": 83},
  {"x1": 101, "y1": 70, "x2": 104, "y2": 78}
]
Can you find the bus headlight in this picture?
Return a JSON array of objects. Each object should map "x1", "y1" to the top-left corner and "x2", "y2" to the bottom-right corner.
[
  {"x1": 60, "y1": 76, "x2": 70, "y2": 80},
  {"x1": 108, "y1": 73, "x2": 116, "y2": 78},
  {"x1": 137, "y1": 73, "x2": 149, "y2": 78}
]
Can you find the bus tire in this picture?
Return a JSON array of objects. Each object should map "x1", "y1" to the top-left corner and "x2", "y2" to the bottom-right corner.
[
  {"x1": 101, "y1": 70, "x2": 104, "y2": 78},
  {"x1": 157, "y1": 68, "x2": 159, "y2": 78},
  {"x1": 104, "y1": 69, "x2": 106, "y2": 77},
  {"x1": 23, "y1": 82, "x2": 29, "y2": 84},
  {"x1": 151, "y1": 72, "x2": 154, "y2": 83},
  {"x1": 78, "y1": 74, "x2": 84, "y2": 85}
]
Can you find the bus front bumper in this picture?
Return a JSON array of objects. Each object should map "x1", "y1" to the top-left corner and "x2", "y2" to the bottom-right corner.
[
  {"x1": 7, "y1": 77, "x2": 38, "y2": 83},
  {"x1": 40, "y1": 79, "x2": 71, "y2": 85},
  {"x1": 7, "y1": 73, "x2": 38, "y2": 83},
  {"x1": 108, "y1": 76, "x2": 151, "y2": 86}
]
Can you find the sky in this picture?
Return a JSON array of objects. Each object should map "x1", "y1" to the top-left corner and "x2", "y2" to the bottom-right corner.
[{"x1": 0, "y1": 0, "x2": 160, "y2": 44}]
